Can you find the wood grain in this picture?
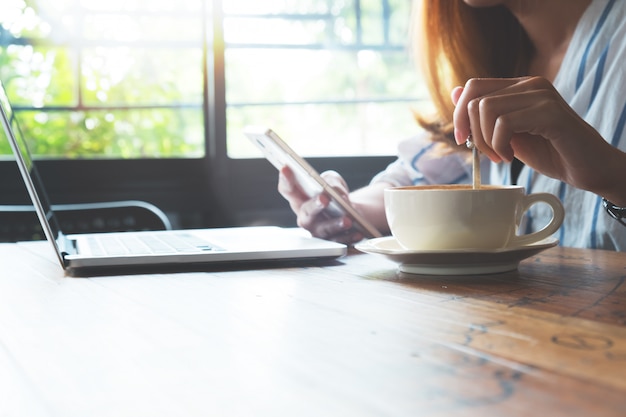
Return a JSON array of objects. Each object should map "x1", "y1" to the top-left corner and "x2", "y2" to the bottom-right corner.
[{"x1": 0, "y1": 242, "x2": 624, "y2": 416}]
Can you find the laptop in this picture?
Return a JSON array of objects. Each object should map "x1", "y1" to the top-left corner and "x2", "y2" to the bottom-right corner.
[{"x1": 0, "y1": 81, "x2": 346, "y2": 274}]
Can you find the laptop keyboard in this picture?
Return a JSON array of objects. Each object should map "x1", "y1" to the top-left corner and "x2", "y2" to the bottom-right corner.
[{"x1": 86, "y1": 233, "x2": 219, "y2": 256}]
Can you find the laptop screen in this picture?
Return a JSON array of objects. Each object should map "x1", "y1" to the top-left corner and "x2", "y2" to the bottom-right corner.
[{"x1": 0, "y1": 81, "x2": 66, "y2": 260}]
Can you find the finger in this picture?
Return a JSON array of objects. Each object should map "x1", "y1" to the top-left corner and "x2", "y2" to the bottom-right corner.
[
  {"x1": 296, "y1": 193, "x2": 332, "y2": 228},
  {"x1": 320, "y1": 170, "x2": 350, "y2": 200},
  {"x1": 453, "y1": 77, "x2": 527, "y2": 146},
  {"x1": 302, "y1": 214, "x2": 355, "y2": 241},
  {"x1": 320, "y1": 170, "x2": 348, "y2": 190},
  {"x1": 467, "y1": 94, "x2": 503, "y2": 163},
  {"x1": 477, "y1": 90, "x2": 549, "y2": 162},
  {"x1": 491, "y1": 100, "x2": 566, "y2": 164},
  {"x1": 451, "y1": 87, "x2": 465, "y2": 144},
  {"x1": 278, "y1": 169, "x2": 326, "y2": 220},
  {"x1": 451, "y1": 86, "x2": 464, "y2": 106},
  {"x1": 458, "y1": 77, "x2": 544, "y2": 162},
  {"x1": 480, "y1": 82, "x2": 568, "y2": 162},
  {"x1": 473, "y1": 91, "x2": 531, "y2": 162},
  {"x1": 330, "y1": 229, "x2": 365, "y2": 245},
  {"x1": 278, "y1": 166, "x2": 309, "y2": 204}
]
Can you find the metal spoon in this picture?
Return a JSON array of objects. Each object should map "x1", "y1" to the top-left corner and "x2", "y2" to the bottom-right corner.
[{"x1": 465, "y1": 134, "x2": 481, "y2": 190}]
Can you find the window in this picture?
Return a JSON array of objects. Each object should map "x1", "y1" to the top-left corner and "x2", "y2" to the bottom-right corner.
[
  {"x1": 220, "y1": 0, "x2": 424, "y2": 158},
  {"x1": 0, "y1": 0, "x2": 206, "y2": 158},
  {"x1": 0, "y1": 0, "x2": 423, "y2": 230}
]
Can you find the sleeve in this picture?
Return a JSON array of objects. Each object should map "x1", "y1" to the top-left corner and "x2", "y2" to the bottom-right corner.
[{"x1": 370, "y1": 132, "x2": 473, "y2": 187}]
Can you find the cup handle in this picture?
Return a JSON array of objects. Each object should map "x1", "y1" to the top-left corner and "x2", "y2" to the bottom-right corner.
[{"x1": 508, "y1": 193, "x2": 564, "y2": 247}]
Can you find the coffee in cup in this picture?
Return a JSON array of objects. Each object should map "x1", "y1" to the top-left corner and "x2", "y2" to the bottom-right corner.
[{"x1": 384, "y1": 184, "x2": 564, "y2": 251}]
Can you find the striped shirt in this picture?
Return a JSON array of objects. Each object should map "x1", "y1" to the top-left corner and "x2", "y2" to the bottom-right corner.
[{"x1": 372, "y1": 0, "x2": 626, "y2": 250}]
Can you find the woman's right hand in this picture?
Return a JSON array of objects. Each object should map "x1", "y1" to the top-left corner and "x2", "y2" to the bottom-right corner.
[{"x1": 277, "y1": 166, "x2": 364, "y2": 244}]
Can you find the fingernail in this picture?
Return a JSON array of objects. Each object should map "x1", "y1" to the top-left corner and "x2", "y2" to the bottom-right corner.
[
  {"x1": 338, "y1": 217, "x2": 352, "y2": 230},
  {"x1": 454, "y1": 129, "x2": 465, "y2": 145}
]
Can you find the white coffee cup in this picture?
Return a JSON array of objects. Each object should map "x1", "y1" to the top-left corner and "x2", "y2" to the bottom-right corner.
[{"x1": 384, "y1": 184, "x2": 564, "y2": 251}]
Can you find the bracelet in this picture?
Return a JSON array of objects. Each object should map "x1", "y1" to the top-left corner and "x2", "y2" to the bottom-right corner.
[{"x1": 602, "y1": 198, "x2": 626, "y2": 226}]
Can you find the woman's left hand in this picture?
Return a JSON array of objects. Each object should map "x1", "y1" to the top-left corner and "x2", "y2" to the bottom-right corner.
[{"x1": 451, "y1": 76, "x2": 620, "y2": 196}]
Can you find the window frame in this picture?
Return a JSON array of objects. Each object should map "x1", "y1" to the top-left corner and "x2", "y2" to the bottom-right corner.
[{"x1": 0, "y1": 0, "x2": 405, "y2": 231}]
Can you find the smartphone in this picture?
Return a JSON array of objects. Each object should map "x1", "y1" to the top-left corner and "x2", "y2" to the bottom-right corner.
[{"x1": 244, "y1": 126, "x2": 383, "y2": 238}]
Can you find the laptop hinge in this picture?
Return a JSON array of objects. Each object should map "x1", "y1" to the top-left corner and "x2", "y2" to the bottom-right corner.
[{"x1": 57, "y1": 231, "x2": 77, "y2": 257}]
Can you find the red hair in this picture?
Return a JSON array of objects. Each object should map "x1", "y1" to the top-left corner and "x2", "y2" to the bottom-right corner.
[{"x1": 412, "y1": 0, "x2": 532, "y2": 143}]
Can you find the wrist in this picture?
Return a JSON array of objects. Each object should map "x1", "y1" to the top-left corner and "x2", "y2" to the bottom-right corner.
[
  {"x1": 350, "y1": 183, "x2": 392, "y2": 234},
  {"x1": 597, "y1": 148, "x2": 626, "y2": 206}
]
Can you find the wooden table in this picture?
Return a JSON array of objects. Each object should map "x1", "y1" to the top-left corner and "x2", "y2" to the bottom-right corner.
[{"x1": 0, "y1": 240, "x2": 625, "y2": 417}]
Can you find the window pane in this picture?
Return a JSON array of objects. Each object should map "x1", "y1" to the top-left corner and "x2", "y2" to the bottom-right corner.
[
  {"x1": 13, "y1": 108, "x2": 203, "y2": 158},
  {"x1": 222, "y1": 0, "x2": 427, "y2": 158},
  {"x1": 0, "y1": 45, "x2": 79, "y2": 107},
  {"x1": 81, "y1": 48, "x2": 203, "y2": 105},
  {"x1": 229, "y1": 101, "x2": 426, "y2": 158},
  {"x1": 223, "y1": 1, "x2": 330, "y2": 15},
  {"x1": 226, "y1": 49, "x2": 419, "y2": 103},
  {"x1": 0, "y1": 0, "x2": 205, "y2": 159}
]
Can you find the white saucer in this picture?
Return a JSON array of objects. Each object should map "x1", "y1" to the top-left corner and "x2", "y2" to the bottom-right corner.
[{"x1": 354, "y1": 236, "x2": 559, "y2": 275}]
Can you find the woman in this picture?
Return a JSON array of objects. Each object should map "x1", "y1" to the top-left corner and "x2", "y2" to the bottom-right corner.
[{"x1": 278, "y1": 0, "x2": 626, "y2": 250}]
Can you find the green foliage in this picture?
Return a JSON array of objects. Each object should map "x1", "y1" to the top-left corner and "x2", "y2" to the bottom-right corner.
[
  {"x1": 0, "y1": 0, "x2": 422, "y2": 160},
  {"x1": 0, "y1": 0, "x2": 205, "y2": 159}
]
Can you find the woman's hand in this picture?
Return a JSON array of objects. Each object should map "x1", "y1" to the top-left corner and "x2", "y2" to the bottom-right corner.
[
  {"x1": 277, "y1": 166, "x2": 364, "y2": 244},
  {"x1": 451, "y1": 76, "x2": 624, "y2": 200}
]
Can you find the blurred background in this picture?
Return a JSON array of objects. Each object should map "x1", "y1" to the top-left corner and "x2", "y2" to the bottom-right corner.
[{"x1": 0, "y1": 0, "x2": 430, "y2": 240}]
